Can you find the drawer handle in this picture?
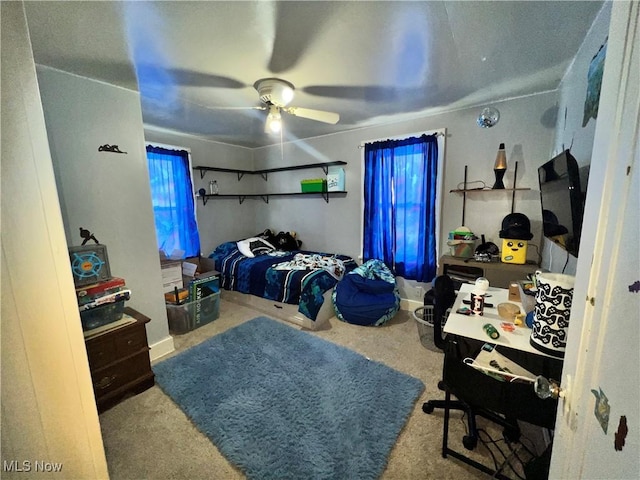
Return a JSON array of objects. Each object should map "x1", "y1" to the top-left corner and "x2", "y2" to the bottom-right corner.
[
  {"x1": 96, "y1": 375, "x2": 116, "y2": 390},
  {"x1": 127, "y1": 339, "x2": 134, "y2": 346}
]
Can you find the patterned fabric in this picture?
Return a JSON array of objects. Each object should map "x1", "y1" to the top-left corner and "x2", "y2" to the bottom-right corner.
[
  {"x1": 273, "y1": 253, "x2": 347, "y2": 280},
  {"x1": 209, "y1": 242, "x2": 357, "y2": 321}
]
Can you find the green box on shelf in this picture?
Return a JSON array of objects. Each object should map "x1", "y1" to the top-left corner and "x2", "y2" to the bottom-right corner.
[{"x1": 301, "y1": 179, "x2": 327, "y2": 193}]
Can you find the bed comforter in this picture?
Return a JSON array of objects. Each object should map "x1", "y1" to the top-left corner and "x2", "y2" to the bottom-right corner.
[{"x1": 209, "y1": 241, "x2": 358, "y2": 321}]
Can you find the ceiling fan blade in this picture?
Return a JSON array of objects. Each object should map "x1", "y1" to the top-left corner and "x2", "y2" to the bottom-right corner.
[{"x1": 283, "y1": 107, "x2": 339, "y2": 124}]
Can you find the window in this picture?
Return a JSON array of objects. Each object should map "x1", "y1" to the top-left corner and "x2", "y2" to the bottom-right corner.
[
  {"x1": 146, "y1": 145, "x2": 200, "y2": 258},
  {"x1": 362, "y1": 134, "x2": 439, "y2": 282}
]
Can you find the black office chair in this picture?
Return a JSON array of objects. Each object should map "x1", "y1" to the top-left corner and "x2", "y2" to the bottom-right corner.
[{"x1": 422, "y1": 275, "x2": 520, "y2": 451}]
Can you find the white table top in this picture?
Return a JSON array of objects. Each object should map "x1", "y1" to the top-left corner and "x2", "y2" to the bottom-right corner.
[{"x1": 443, "y1": 283, "x2": 554, "y2": 358}]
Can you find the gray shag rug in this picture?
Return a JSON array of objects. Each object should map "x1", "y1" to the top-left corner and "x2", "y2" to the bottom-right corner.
[{"x1": 153, "y1": 316, "x2": 424, "y2": 480}]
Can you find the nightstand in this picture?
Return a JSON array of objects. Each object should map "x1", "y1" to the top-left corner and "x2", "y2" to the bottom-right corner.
[{"x1": 84, "y1": 307, "x2": 154, "y2": 412}]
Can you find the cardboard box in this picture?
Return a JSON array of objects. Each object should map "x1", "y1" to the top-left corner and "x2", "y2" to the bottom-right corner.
[
  {"x1": 301, "y1": 179, "x2": 327, "y2": 193},
  {"x1": 182, "y1": 256, "x2": 217, "y2": 286},
  {"x1": 161, "y1": 261, "x2": 183, "y2": 293}
]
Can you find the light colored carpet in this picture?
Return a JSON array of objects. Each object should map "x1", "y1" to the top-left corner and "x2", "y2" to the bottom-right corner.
[{"x1": 99, "y1": 295, "x2": 528, "y2": 479}]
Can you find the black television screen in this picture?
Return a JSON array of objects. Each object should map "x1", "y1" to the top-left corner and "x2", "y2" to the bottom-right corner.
[{"x1": 538, "y1": 150, "x2": 589, "y2": 257}]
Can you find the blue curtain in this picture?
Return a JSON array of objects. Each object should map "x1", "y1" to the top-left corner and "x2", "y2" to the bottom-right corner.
[
  {"x1": 146, "y1": 145, "x2": 200, "y2": 258},
  {"x1": 363, "y1": 134, "x2": 438, "y2": 282}
]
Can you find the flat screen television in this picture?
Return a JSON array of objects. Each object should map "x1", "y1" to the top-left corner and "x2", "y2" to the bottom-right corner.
[{"x1": 538, "y1": 149, "x2": 590, "y2": 257}]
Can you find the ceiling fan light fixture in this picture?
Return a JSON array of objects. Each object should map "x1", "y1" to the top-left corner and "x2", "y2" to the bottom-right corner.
[
  {"x1": 255, "y1": 78, "x2": 295, "y2": 107},
  {"x1": 265, "y1": 105, "x2": 282, "y2": 134}
]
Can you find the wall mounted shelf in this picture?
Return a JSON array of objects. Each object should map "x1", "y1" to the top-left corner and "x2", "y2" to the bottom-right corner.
[
  {"x1": 194, "y1": 161, "x2": 347, "y2": 181},
  {"x1": 198, "y1": 191, "x2": 347, "y2": 205},
  {"x1": 453, "y1": 162, "x2": 531, "y2": 224}
]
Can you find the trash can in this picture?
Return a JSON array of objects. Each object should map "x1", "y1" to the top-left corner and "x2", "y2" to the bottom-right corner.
[{"x1": 412, "y1": 305, "x2": 434, "y2": 349}]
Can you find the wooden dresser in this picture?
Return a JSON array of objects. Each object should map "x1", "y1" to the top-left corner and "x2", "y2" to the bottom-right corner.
[{"x1": 84, "y1": 307, "x2": 155, "y2": 412}]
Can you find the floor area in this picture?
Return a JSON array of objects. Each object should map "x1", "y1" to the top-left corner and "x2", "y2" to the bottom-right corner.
[{"x1": 98, "y1": 294, "x2": 538, "y2": 479}]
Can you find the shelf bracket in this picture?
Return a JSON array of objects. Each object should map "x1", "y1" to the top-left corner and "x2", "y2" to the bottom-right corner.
[
  {"x1": 322, "y1": 191, "x2": 329, "y2": 203},
  {"x1": 201, "y1": 195, "x2": 209, "y2": 206},
  {"x1": 260, "y1": 195, "x2": 269, "y2": 204},
  {"x1": 237, "y1": 172, "x2": 245, "y2": 181},
  {"x1": 238, "y1": 195, "x2": 246, "y2": 204},
  {"x1": 200, "y1": 169, "x2": 207, "y2": 180},
  {"x1": 321, "y1": 166, "x2": 329, "y2": 175},
  {"x1": 260, "y1": 173, "x2": 268, "y2": 181}
]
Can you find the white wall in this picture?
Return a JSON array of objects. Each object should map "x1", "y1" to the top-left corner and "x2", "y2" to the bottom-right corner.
[
  {"x1": 1, "y1": 2, "x2": 108, "y2": 476},
  {"x1": 543, "y1": 2, "x2": 612, "y2": 274},
  {"x1": 36, "y1": 68, "x2": 171, "y2": 349}
]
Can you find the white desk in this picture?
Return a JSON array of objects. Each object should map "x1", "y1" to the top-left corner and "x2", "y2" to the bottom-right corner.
[{"x1": 444, "y1": 283, "x2": 554, "y2": 358}]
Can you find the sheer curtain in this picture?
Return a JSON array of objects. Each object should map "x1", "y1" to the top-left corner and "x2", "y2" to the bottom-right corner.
[
  {"x1": 363, "y1": 134, "x2": 438, "y2": 282},
  {"x1": 146, "y1": 145, "x2": 200, "y2": 258}
]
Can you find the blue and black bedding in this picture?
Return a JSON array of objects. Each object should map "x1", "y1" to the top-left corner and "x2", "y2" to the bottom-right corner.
[{"x1": 209, "y1": 241, "x2": 357, "y2": 321}]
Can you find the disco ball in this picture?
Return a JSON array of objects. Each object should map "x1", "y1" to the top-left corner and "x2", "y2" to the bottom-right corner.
[{"x1": 477, "y1": 107, "x2": 500, "y2": 128}]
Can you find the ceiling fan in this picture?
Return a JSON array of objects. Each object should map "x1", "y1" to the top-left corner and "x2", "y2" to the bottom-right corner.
[{"x1": 253, "y1": 78, "x2": 340, "y2": 134}]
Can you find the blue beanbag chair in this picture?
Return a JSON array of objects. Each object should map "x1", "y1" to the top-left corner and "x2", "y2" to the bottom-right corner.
[{"x1": 332, "y1": 259, "x2": 400, "y2": 326}]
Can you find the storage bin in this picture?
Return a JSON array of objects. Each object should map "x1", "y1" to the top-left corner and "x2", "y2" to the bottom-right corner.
[
  {"x1": 326, "y1": 167, "x2": 345, "y2": 191},
  {"x1": 166, "y1": 291, "x2": 220, "y2": 334},
  {"x1": 301, "y1": 179, "x2": 327, "y2": 193},
  {"x1": 81, "y1": 300, "x2": 125, "y2": 331}
]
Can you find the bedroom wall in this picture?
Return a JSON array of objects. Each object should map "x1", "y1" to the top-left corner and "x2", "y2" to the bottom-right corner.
[
  {"x1": 36, "y1": 67, "x2": 172, "y2": 352},
  {"x1": 543, "y1": 2, "x2": 611, "y2": 275}
]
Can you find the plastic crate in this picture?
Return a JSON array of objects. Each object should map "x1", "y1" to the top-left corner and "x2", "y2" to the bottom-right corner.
[
  {"x1": 166, "y1": 291, "x2": 220, "y2": 335},
  {"x1": 80, "y1": 300, "x2": 125, "y2": 331}
]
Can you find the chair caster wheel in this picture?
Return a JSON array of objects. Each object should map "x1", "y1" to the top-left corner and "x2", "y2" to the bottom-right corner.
[
  {"x1": 463, "y1": 435, "x2": 477, "y2": 450},
  {"x1": 422, "y1": 402, "x2": 435, "y2": 414},
  {"x1": 437, "y1": 381, "x2": 446, "y2": 391}
]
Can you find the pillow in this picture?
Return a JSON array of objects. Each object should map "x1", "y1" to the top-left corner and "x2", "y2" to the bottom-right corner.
[{"x1": 237, "y1": 237, "x2": 276, "y2": 258}]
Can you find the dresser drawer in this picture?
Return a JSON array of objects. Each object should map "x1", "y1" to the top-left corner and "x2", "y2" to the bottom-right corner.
[
  {"x1": 86, "y1": 335, "x2": 117, "y2": 371},
  {"x1": 115, "y1": 325, "x2": 148, "y2": 356},
  {"x1": 84, "y1": 309, "x2": 154, "y2": 412},
  {"x1": 91, "y1": 351, "x2": 152, "y2": 398}
]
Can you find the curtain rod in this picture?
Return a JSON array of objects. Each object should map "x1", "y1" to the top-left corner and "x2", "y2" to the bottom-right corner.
[{"x1": 357, "y1": 130, "x2": 445, "y2": 148}]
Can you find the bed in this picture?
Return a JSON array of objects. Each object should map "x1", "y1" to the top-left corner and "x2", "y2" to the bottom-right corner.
[{"x1": 209, "y1": 240, "x2": 358, "y2": 330}]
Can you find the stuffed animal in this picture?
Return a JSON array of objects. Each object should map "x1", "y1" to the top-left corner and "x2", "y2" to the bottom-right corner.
[{"x1": 274, "y1": 231, "x2": 302, "y2": 251}]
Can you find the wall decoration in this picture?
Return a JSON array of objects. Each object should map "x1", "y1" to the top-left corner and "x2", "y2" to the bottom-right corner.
[
  {"x1": 614, "y1": 416, "x2": 628, "y2": 451},
  {"x1": 582, "y1": 38, "x2": 607, "y2": 127},
  {"x1": 591, "y1": 387, "x2": 610, "y2": 434}
]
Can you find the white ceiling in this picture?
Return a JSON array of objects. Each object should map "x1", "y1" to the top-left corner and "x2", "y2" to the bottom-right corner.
[{"x1": 24, "y1": 1, "x2": 604, "y2": 148}]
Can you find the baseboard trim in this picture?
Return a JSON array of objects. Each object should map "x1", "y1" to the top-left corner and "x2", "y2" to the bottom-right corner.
[
  {"x1": 400, "y1": 298, "x2": 422, "y2": 312},
  {"x1": 149, "y1": 335, "x2": 175, "y2": 362}
]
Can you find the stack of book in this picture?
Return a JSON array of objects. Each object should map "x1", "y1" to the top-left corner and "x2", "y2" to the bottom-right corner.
[{"x1": 76, "y1": 277, "x2": 132, "y2": 334}]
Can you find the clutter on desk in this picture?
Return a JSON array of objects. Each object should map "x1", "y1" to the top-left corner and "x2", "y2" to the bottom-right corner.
[
  {"x1": 474, "y1": 235, "x2": 500, "y2": 262},
  {"x1": 499, "y1": 212, "x2": 534, "y2": 264},
  {"x1": 447, "y1": 226, "x2": 477, "y2": 258},
  {"x1": 497, "y1": 302, "x2": 520, "y2": 320}
]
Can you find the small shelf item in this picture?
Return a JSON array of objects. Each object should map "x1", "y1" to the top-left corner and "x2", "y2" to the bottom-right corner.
[{"x1": 450, "y1": 163, "x2": 531, "y2": 221}]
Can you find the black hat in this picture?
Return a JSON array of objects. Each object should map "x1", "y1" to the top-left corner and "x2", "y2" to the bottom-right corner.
[{"x1": 499, "y1": 213, "x2": 533, "y2": 240}]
